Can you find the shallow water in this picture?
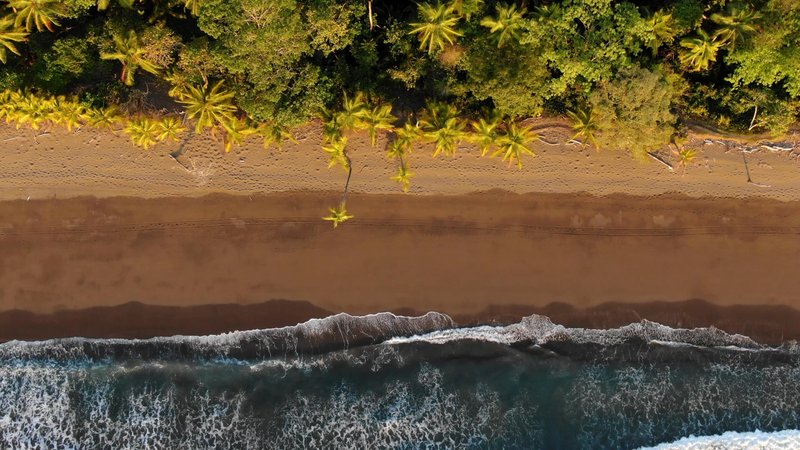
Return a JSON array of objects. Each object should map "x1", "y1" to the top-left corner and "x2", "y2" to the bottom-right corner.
[{"x1": 2, "y1": 313, "x2": 799, "y2": 449}]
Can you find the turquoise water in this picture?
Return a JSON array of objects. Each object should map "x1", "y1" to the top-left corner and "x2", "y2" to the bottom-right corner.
[{"x1": 1, "y1": 314, "x2": 799, "y2": 449}]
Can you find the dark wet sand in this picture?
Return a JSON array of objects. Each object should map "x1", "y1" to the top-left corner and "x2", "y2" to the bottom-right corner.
[
  {"x1": 1, "y1": 191, "x2": 799, "y2": 344},
  {"x1": 2, "y1": 299, "x2": 800, "y2": 346}
]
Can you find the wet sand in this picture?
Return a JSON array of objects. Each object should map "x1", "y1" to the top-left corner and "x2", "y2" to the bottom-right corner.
[
  {"x1": 3, "y1": 298, "x2": 800, "y2": 346},
  {"x1": 1, "y1": 191, "x2": 799, "y2": 344}
]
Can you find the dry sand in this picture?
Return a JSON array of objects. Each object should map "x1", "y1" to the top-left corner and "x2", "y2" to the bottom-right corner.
[
  {"x1": 0, "y1": 120, "x2": 798, "y2": 201},
  {"x1": 0, "y1": 121, "x2": 799, "y2": 342}
]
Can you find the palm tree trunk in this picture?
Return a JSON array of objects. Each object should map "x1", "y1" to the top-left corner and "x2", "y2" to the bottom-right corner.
[{"x1": 342, "y1": 154, "x2": 353, "y2": 204}]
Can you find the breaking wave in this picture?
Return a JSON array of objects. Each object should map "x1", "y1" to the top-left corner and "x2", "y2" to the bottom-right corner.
[
  {"x1": 2, "y1": 312, "x2": 800, "y2": 449},
  {"x1": 639, "y1": 430, "x2": 800, "y2": 449}
]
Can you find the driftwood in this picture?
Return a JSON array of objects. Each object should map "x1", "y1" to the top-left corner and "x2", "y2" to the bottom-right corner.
[
  {"x1": 742, "y1": 152, "x2": 771, "y2": 188},
  {"x1": 647, "y1": 152, "x2": 674, "y2": 172}
]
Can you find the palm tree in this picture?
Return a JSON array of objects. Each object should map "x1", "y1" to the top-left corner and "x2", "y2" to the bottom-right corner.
[
  {"x1": 679, "y1": 30, "x2": 722, "y2": 72},
  {"x1": 156, "y1": 116, "x2": 186, "y2": 142},
  {"x1": 321, "y1": 107, "x2": 343, "y2": 144},
  {"x1": 8, "y1": 0, "x2": 63, "y2": 32},
  {"x1": 183, "y1": 0, "x2": 203, "y2": 16},
  {"x1": 258, "y1": 122, "x2": 295, "y2": 149},
  {"x1": 676, "y1": 148, "x2": 697, "y2": 174},
  {"x1": 221, "y1": 117, "x2": 256, "y2": 153},
  {"x1": 357, "y1": 103, "x2": 395, "y2": 146},
  {"x1": 566, "y1": 107, "x2": 599, "y2": 149},
  {"x1": 53, "y1": 96, "x2": 87, "y2": 131},
  {"x1": 387, "y1": 121, "x2": 423, "y2": 160},
  {"x1": 419, "y1": 102, "x2": 466, "y2": 158},
  {"x1": 323, "y1": 139, "x2": 355, "y2": 229},
  {"x1": 470, "y1": 113, "x2": 501, "y2": 156},
  {"x1": 493, "y1": 122, "x2": 537, "y2": 168},
  {"x1": 0, "y1": 16, "x2": 27, "y2": 64},
  {"x1": 124, "y1": 117, "x2": 160, "y2": 149},
  {"x1": 386, "y1": 121, "x2": 420, "y2": 193},
  {"x1": 323, "y1": 137, "x2": 350, "y2": 171},
  {"x1": 711, "y1": 6, "x2": 761, "y2": 50},
  {"x1": 409, "y1": 2, "x2": 462, "y2": 54},
  {"x1": 87, "y1": 105, "x2": 121, "y2": 130},
  {"x1": 178, "y1": 80, "x2": 237, "y2": 134},
  {"x1": 480, "y1": 3, "x2": 526, "y2": 48},
  {"x1": 100, "y1": 30, "x2": 161, "y2": 86},
  {"x1": 323, "y1": 203, "x2": 354, "y2": 229},
  {"x1": 532, "y1": 4, "x2": 561, "y2": 21},
  {"x1": 451, "y1": 0, "x2": 482, "y2": 20},
  {"x1": 10, "y1": 92, "x2": 52, "y2": 130},
  {"x1": 391, "y1": 164, "x2": 414, "y2": 193},
  {"x1": 645, "y1": 10, "x2": 677, "y2": 55},
  {"x1": 337, "y1": 91, "x2": 367, "y2": 131}
]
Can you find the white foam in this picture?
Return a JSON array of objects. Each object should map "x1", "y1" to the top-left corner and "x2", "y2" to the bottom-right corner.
[
  {"x1": 0, "y1": 311, "x2": 455, "y2": 360},
  {"x1": 387, "y1": 315, "x2": 762, "y2": 349},
  {"x1": 639, "y1": 429, "x2": 800, "y2": 449}
]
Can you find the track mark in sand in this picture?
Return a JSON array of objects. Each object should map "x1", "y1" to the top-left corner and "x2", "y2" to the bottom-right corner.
[{"x1": 1, "y1": 217, "x2": 799, "y2": 240}]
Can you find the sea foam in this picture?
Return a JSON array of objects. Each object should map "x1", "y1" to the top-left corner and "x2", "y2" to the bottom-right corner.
[
  {"x1": 639, "y1": 429, "x2": 800, "y2": 449},
  {"x1": 386, "y1": 314, "x2": 762, "y2": 349}
]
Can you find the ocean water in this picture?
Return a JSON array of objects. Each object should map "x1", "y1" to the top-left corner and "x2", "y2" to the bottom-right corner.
[{"x1": 2, "y1": 313, "x2": 800, "y2": 449}]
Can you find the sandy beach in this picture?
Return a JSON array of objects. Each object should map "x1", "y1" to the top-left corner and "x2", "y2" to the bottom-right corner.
[{"x1": 1, "y1": 122, "x2": 799, "y2": 343}]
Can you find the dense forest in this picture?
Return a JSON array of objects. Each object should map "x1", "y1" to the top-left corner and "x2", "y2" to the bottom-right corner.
[{"x1": 0, "y1": 0, "x2": 798, "y2": 223}]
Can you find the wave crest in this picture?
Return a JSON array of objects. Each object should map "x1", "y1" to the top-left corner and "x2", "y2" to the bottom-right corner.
[
  {"x1": 0, "y1": 311, "x2": 454, "y2": 361},
  {"x1": 388, "y1": 314, "x2": 762, "y2": 349},
  {"x1": 639, "y1": 429, "x2": 800, "y2": 450}
]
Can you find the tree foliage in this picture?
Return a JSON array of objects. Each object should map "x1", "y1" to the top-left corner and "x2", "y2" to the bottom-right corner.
[{"x1": 590, "y1": 67, "x2": 679, "y2": 159}]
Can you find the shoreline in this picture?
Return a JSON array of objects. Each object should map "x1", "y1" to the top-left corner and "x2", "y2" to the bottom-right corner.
[
  {"x1": 2, "y1": 298, "x2": 800, "y2": 346},
  {"x1": 1, "y1": 191, "x2": 799, "y2": 344},
  {"x1": 1, "y1": 121, "x2": 798, "y2": 344}
]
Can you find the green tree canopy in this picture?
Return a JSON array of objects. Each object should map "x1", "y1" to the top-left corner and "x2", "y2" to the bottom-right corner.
[{"x1": 589, "y1": 67, "x2": 680, "y2": 159}]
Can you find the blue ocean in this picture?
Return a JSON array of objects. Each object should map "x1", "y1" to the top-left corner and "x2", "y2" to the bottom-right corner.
[{"x1": 2, "y1": 313, "x2": 800, "y2": 449}]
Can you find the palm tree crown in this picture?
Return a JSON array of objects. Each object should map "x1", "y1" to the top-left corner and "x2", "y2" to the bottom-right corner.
[
  {"x1": 8, "y1": 0, "x2": 63, "y2": 32},
  {"x1": 480, "y1": 3, "x2": 526, "y2": 48},
  {"x1": 0, "y1": 16, "x2": 27, "y2": 64},
  {"x1": 566, "y1": 107, "x2": 599, "y2": 149},
  {"x1": 493, "y1": 122, "x2": 537, "y2": 168},
  {"x1": 124, "y1": 117, "x2": 160, "y2": 150},
  {"x1": 221, "y1": 117, "x2": 256, "y2": 153},
  {"x1": 100, "y1": 30, "x2": 161, "y2": 86},
  {"x1": 391, "y1": 164, "x2": 414, "y2": 192},
  {"x1": 156, "y1": 116, "x2": 186, "y2": 142},
  {"x1": 357, "y1": 103, "x2": 395, "y2": 146},
  {"x1": 711, "y1": 6, "x2": 762, "y2": 50},
  {"x1": 679, "y1": 30, "x2": 722, "y2": 72},
  {"x1": 387, "y1": 121, "x2": 422, "y2": 160},
  {"x1": 419, "y1": 102, "x2": 466, "y2": 158},
  {"x1": 470, "y1": 113, "x2": 502, "y2": 156},
  {"x1": 323, "y1": 137, "x2": 350, "y2": 171},
  {"x1": 323, "y1": 203, "x2": 354, "y2": 229},
  {"x1": 177, "y1": 80, "x2": 237, "y2": 134},
  {"x1": 409, "y1": 2, "x2": 463, "y2": 54},
  {"x1": 645, "y1": 10, "x2": 677, "y2": 55},
  {"x1": 87, "y1": 106, "x2": 121, "y2": 130}
]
